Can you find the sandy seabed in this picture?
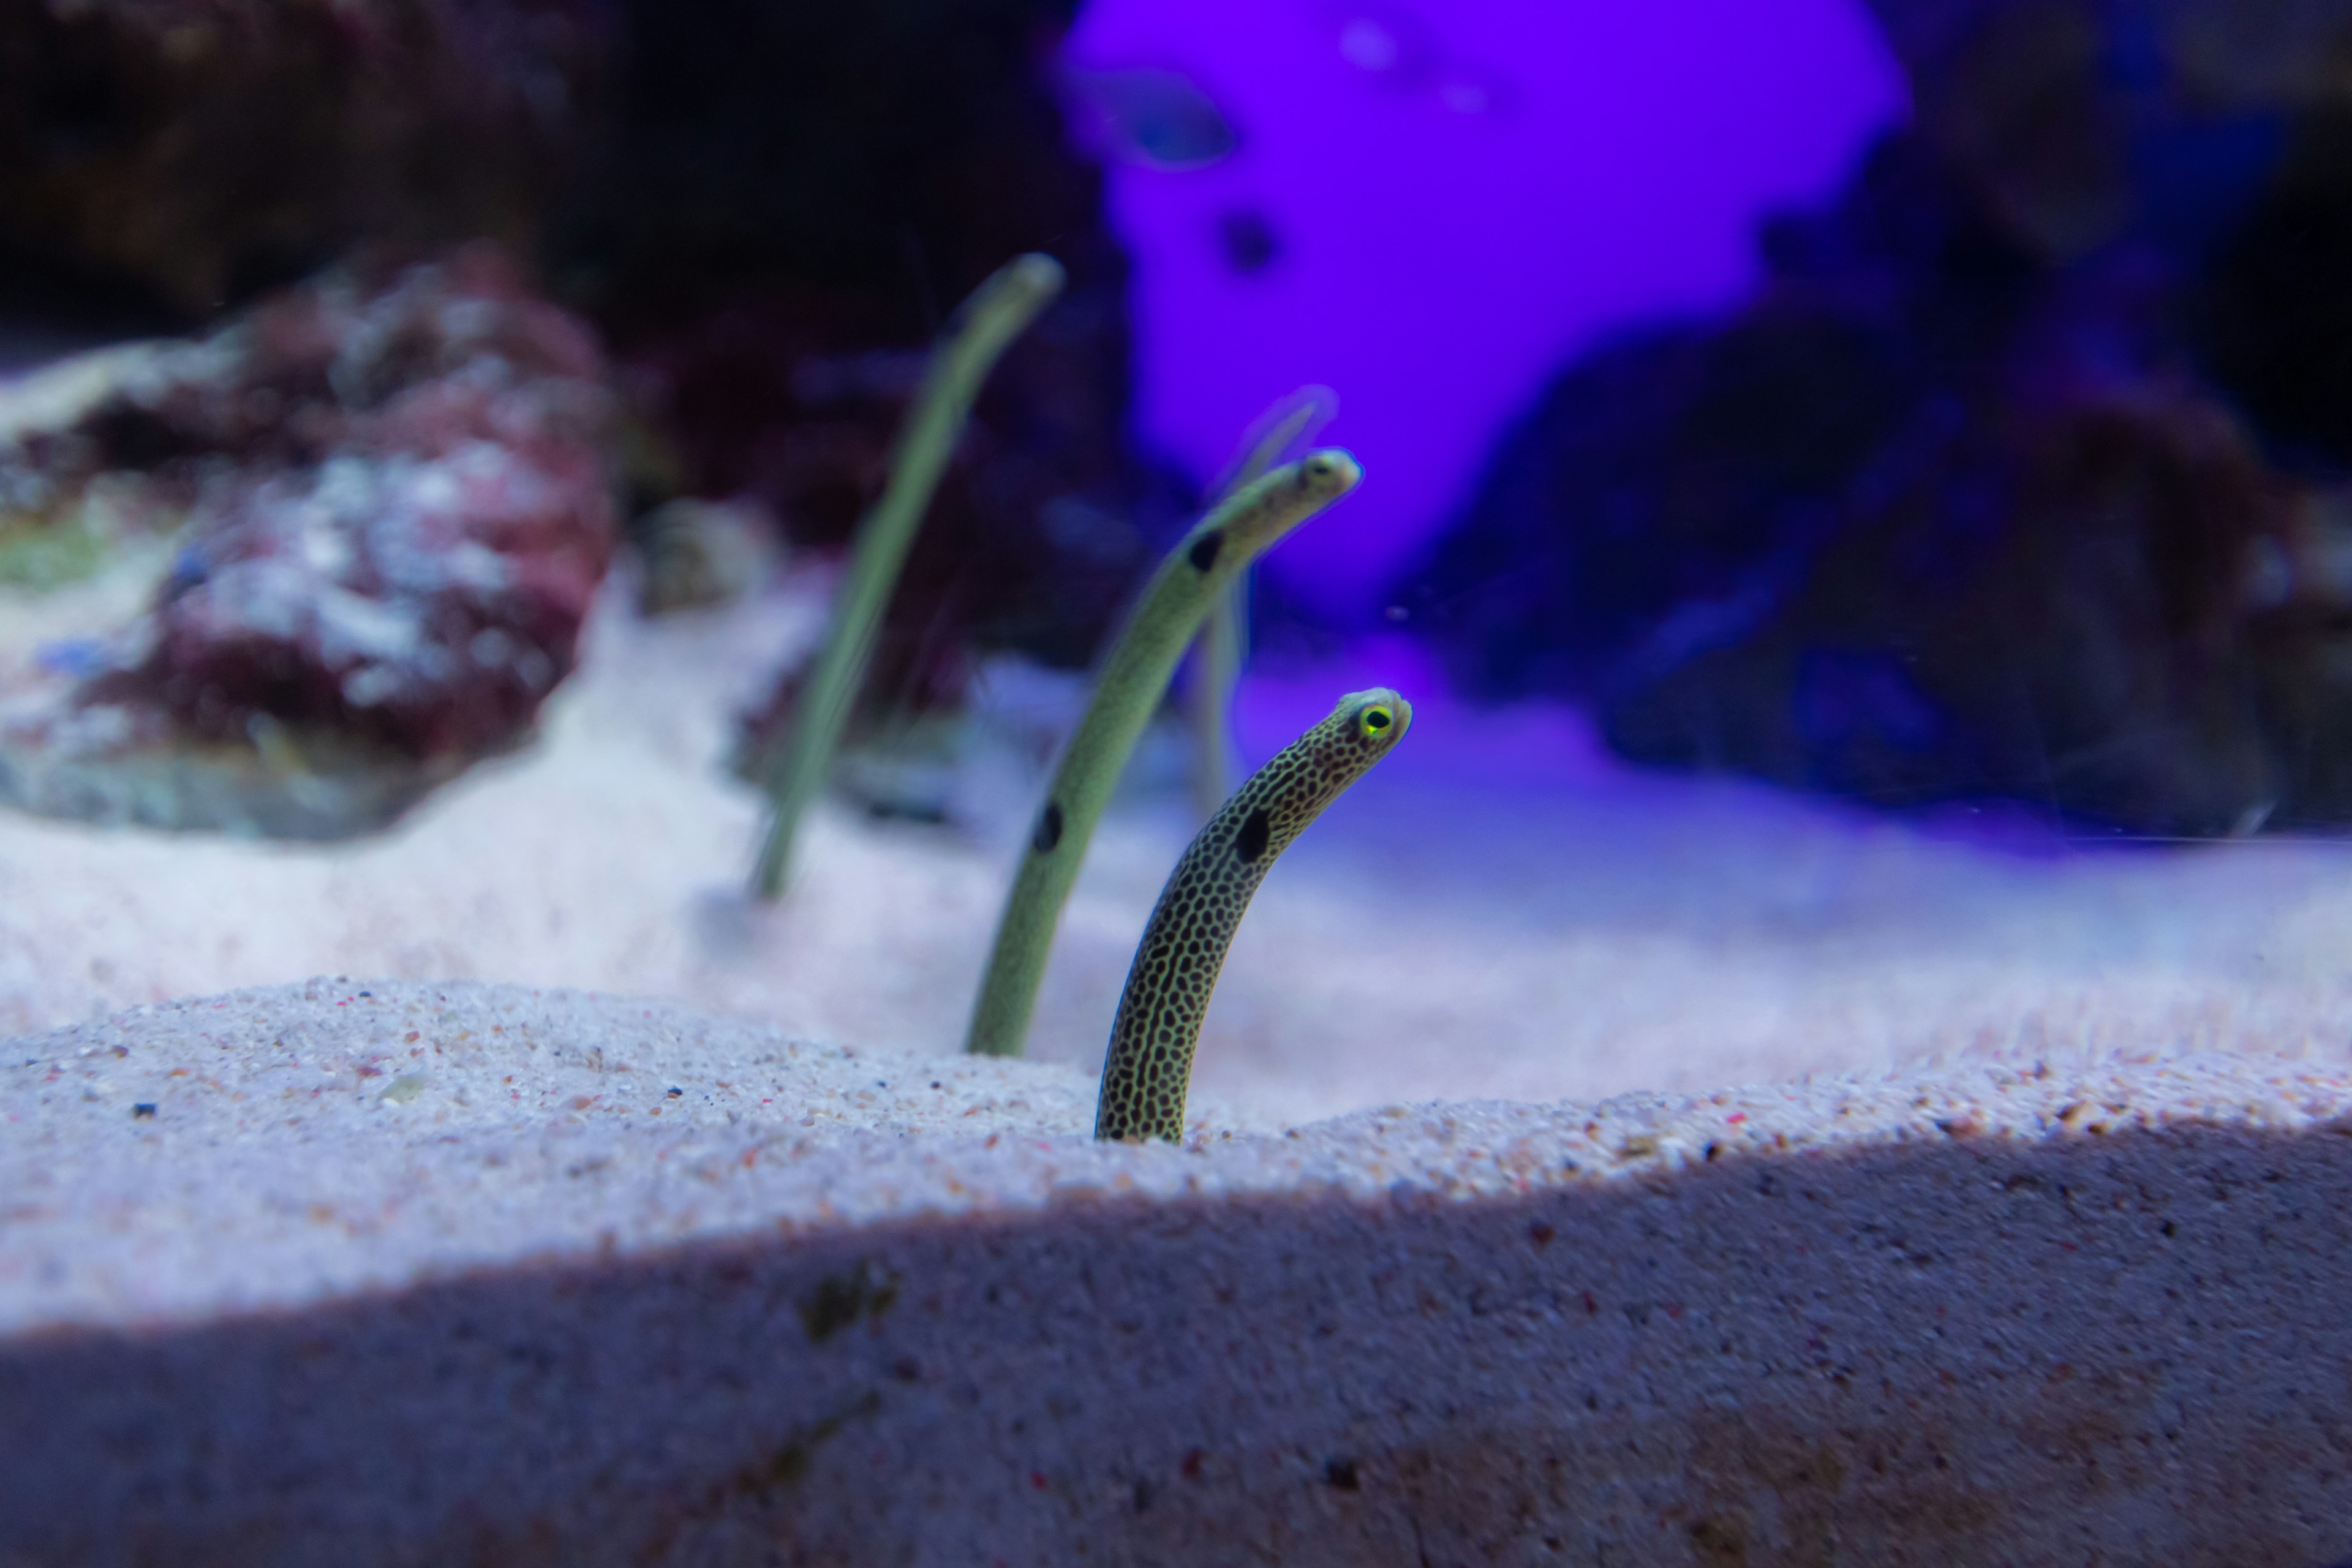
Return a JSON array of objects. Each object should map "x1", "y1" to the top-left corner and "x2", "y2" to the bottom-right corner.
[
  {"x1": 11, "y1": 568, "x2": 2352, "y2": 1566},
  {"x1": 5, "y1": 565, "x2": 2352, "y2": 1123}
]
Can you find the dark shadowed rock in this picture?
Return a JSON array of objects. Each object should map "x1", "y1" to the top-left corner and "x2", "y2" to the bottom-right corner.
[
  {"x1": 1412, "y1": 4, "x2": 2352, "y2": 835},
  {"x1": 567, "y1": 0, "x2": 1189, "y2": 744},
  {"x1": 0, "y1": 0, "x2": 607, "y2": 317}
]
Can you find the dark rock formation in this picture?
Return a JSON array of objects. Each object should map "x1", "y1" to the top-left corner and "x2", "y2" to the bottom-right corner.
[
  {"x1": 0, "y1": 246, "x2": 615, "y2": 835},
  {"x1": 573, "y1": 0, "x2": 1185, "y2": 728},
  {"x1": 1413, "y1": 2, "x2": 2352, "y2": 835},
  {"x1": 0, "y1": 0, "x2": 605, "y2": 317},
  {"x1": 6, "y1": 0, "x2": 1188, "y2": 671},
  {"x1": 0, "y1": 0, "x2": 1184, "y2": 830}
]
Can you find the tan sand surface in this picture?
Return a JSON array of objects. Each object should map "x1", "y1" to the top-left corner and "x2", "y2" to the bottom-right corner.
[
  {"x1": 5, "y1": 979, "x2": 2351, "y2": 1566},
  {"x1": 5, "y1": 570, "x2": 2352, "y2": 1125}
]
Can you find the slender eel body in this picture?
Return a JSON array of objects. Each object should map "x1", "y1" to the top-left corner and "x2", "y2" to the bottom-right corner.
[
  {"x1": 1096, "y1": 687, "x2": 1410, "y2": 1142},
  {"x1": 1187, "y1": 386, "x2": 1337, "y2": 817},
  {"x1": 963, "y1": 451, "x2": 1362, "y2": 1057},
  {"x1": 752, "y1": 252, "x2": 1064, "y2": 898}
]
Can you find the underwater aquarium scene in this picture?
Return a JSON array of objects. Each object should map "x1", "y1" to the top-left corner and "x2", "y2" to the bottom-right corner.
[{"x1": 6, "y1": 0, "x2": 2352, "y2": 1561}]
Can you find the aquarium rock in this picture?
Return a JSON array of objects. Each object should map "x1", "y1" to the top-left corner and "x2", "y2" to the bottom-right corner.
[
  {"x1": 0, "y1": 0, "x2": 603, "y2": 317},
  {"x1": 480, "y1": 0, "x2": 1196, "y2": 740},
  {"x1": 1859, "y1": 0, "x2": 2352, "y2": 265},
  {"x1": 1415, "y1": 2, "x2": 2352, "y2": 837},
  {"x1": 4, "y1": 979, "x2": 2350, "y2": 1565},
  {"x1": 0, "y1": 247, "x2": 614, "y2": 837},
  {"x1": 1, "y1": 0, "x2": 1188, "y2": 760}
]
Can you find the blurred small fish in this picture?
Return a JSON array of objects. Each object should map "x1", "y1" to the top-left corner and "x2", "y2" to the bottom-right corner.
[
  {"x1": 1058, "y1": 66, "x2": 1237, "y2": 172},
  {"x1": 1431, "y1": 66, "x2": 1510, "y2": 118},
  {"x1": 1327, "y1": 5, "x2": 1514, "y2": 120},
  {"x1": 1336, "y1": 13, "x2": 1412, "y2": 75}
]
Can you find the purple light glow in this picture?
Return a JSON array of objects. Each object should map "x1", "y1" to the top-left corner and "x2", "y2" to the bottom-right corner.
[{"x1": 1063, "y1": 0, "x2": 1907, "y2": 624}]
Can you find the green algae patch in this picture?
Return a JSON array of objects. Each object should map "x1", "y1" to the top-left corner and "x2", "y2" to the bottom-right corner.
[
  {"x1": 799, "y1": 1263, "x2": 899, "y2": 1343},
  {"x1": 0, "y1": 513, "x2": 110, "y2": 589}
]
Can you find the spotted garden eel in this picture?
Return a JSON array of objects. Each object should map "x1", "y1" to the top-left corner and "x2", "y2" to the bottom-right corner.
[
  {"x1": 752, "y1": 252, "x2": 1064, "y2": 898},
  {"x1": 963, "y1": 451, "x2": 1363, "y2": 1058},
  {"x1": 1095, "y1": 686, "x2": 1410, "y2": 1142}
]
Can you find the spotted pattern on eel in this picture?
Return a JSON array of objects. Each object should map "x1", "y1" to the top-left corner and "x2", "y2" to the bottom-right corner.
[
  {"x1": 1095, "y1": 687, "x2": 1411, "y2": 1143},
  {"x1": 963, "y1": 450, "x2": 1362, "y2": 1059}
]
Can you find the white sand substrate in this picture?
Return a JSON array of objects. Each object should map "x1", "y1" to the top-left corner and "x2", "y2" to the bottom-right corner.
[
  {"x1": 5, "y1": 567, "x2": 2352, "y2": 1124},
  {"x1": 4, "y1": 981, "x2": 2351, "y2": 1565},
  {"x1": 10, "y1": 570, "x2": 2352, "y2": 1562}
]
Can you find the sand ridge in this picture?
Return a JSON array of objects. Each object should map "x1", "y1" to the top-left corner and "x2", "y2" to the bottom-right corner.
[
  {"x1": 7, "y1": 979, "x2": 2352, "y2": 1566},
  {"x1": 6, "y1": 576, "x2": 2352, "y2": 1134},
  {"x1": 7, "y1": 978, "x2": 2348, "y2": 1338}
]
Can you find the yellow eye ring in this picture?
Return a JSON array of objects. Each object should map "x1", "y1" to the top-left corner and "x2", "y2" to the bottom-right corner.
[{"x1": 1358, "y1": 704, "x2": 1393, "y2": 738}]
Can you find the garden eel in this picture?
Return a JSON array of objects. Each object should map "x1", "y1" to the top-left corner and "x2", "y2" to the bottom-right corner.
[
  {"x1": 963, "y1": 451, "x2": 1362, "y2": 1057},
  {"x1": 1187, "y1": 385, "x2": 1338, "y2": 817},
  {"x1": 752, "y1": 252, "x2": 1064, "y2": 899},
  {"x1": 1095, "y1": 687, "x2": 1410, "y2": 1142}
]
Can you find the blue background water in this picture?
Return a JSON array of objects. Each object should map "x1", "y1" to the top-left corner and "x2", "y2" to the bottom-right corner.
[{"x1": 1065, "y1": 0, "x2": 1906, "y2": 623}]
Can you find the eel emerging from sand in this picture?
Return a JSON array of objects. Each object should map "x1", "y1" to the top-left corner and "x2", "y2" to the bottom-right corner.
[
  {"x1": 1095, "y1": 687, "x2": 1411, "y2": 1142},
  {"x1": 752, "y1": 253, "x2": 1065, "y2": 898},
  {"x1": 963, "y1": 451, "x2": 1363, "y2": 1058}
]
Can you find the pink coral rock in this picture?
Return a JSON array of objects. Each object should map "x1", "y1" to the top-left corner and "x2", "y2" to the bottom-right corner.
[{"x1": 0, "y1": 246, "x2": 615, "y2": 837}]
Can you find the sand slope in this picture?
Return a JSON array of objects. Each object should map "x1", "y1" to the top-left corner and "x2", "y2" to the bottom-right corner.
[
  {"x1": 6, "y1": 577, "x2": 2352, "y2": 1128},
  {"x1": 6, "y1": 980, "x2": 2352, "y2": 1565}
]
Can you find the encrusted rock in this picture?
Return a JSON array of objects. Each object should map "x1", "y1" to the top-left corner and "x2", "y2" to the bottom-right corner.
[
  {"x1": 570, "y1": 0, "x2": 1189, "y2": 747},
  {"x1": 3, "y1": 0, "x2": 1185, "y2": 804}
]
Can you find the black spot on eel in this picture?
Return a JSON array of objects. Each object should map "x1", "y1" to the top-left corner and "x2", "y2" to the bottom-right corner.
[{"x1": 1093, "y1": 687, "x2": 1411, "y2": 1142}]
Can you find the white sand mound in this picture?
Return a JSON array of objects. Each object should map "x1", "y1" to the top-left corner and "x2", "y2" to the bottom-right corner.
[
  {"x1": 9, "y1": 576, "x2": 2352, "y2": 1130},
  {"x1": 6, "y1": 979, "x2": 2352, "y2": 1566}
]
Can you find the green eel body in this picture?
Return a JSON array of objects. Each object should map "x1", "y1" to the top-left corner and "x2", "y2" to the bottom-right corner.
[
  {"x1": 1095, "y1": 687, "x2": 1411, "y2": 1142},
  {"x1": 1187, "y1": 386, "x2": 1338, "y2": 818},
  {"x1": 962, "y1": 451, "x2": 1362, "y2": 1058},
  {"x1": 752, "y1": 252, "x2": 1065, "y2": 899}
]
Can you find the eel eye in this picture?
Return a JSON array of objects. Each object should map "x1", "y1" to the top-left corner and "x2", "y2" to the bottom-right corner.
[{"x1": 1359, "y1": 704, "x2": 1393, "y2": 738}]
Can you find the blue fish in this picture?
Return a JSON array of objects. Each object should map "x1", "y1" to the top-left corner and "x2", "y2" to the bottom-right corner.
[{"x1": 1058, "y1": 66, "x2": 1237, "y2": 172}]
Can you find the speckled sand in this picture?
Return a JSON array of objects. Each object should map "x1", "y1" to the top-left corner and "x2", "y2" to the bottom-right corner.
[
  {"x1": 10, "y1": 573, "x2": 2352, "y2": 1562},
  {"x1": 5, "y1": 981, "x2": 2352, "y2": 1564}
]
